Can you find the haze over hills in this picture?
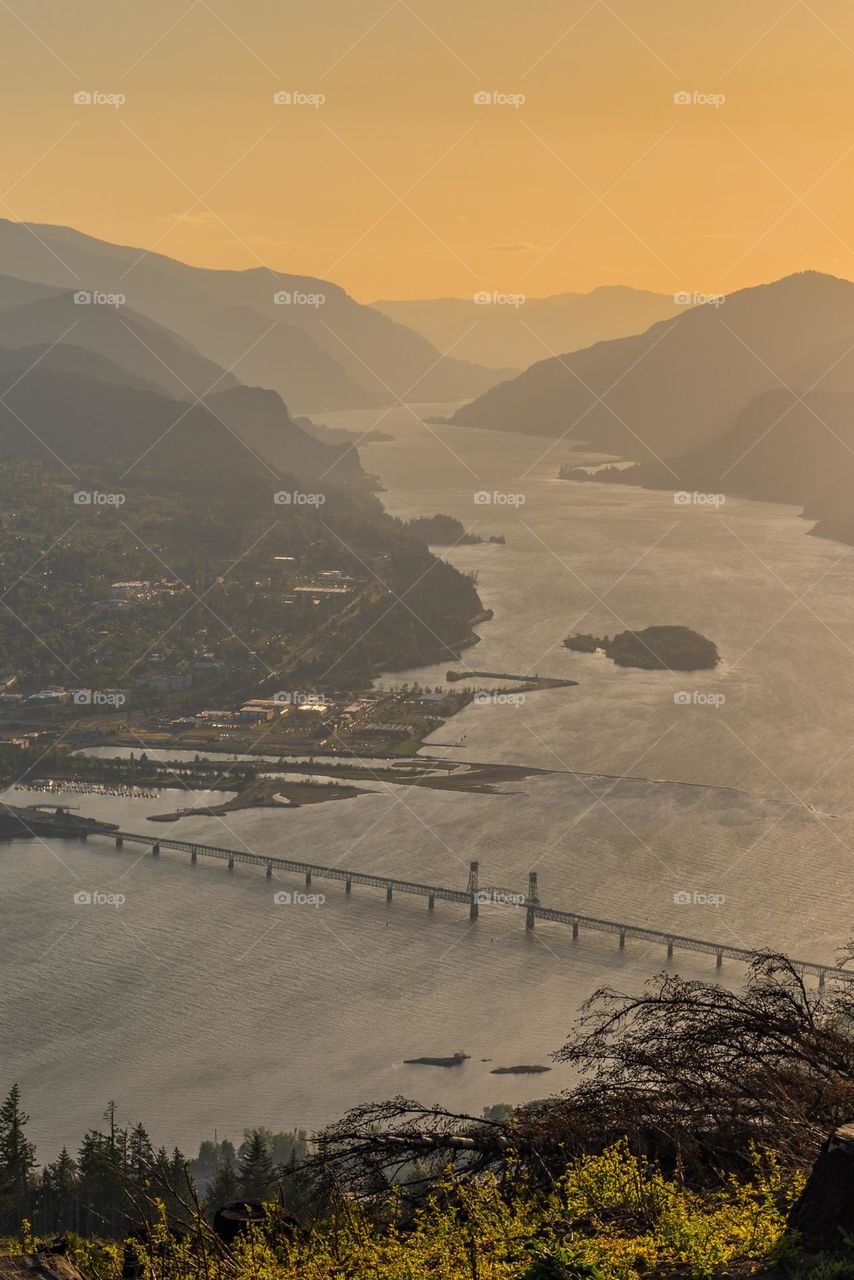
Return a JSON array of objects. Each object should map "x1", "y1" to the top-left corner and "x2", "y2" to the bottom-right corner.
[
  {"x1": 0, "y1": 290, "x2": 240, "y2": 402},
  {"x1": 372, "y1": 286, "x2": 684, "y2": 370},
  {"x1": 451, "y1": 272, "x2": 854, "y2": 464},
  {"x1": 0, "y1": 353, "x2": 360, "y2": 484},
  {"x1": 0, "y1": 221, "x2": 507, "y2": 412}
]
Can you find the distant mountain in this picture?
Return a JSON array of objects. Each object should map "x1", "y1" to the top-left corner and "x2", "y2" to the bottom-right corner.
[
  {"x1": 0, "y1": 222, "x2": 507, "y2": 411},
  {"x1": 0, "y1": 342, "x2": 163, "y2": 393},
  {"x1": 625, "y1": 388, "x2": 854, "y2": 502},
  {"x1": 0, "y1": 290, "x2": 238, "y2": 401},
  {"x1": 451, "y1": 273, "x2": 854, "y2": 463},
  {"x1": 185, "y1": 303, "x2": 378, "y2": 412},
  {"x1": 568, "y1": 384, "x2": 854, "y2": 548},
  {"x1": 372, "y1": 286, "x2": 683, "y2": 370},
  {"x1": 205, "y1": 385, "x2": 361, "y2": 483},
  {"x1": 0, "y1": 354, "x2": 359, "y2": 483}
]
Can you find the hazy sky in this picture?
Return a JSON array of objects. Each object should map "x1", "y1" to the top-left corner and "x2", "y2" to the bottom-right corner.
[{"x1": 4, "y1": 0, "x2": 854, "y2": 300}]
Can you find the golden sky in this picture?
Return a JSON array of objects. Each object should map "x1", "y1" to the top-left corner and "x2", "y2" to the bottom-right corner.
[{"x1": 3, "y1": 0, "x2": 854, "y2": 300}]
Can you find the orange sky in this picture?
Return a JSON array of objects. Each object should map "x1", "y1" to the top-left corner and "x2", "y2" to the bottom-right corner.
[{"x1": 3, "y1": 0, "x2": 854, "y2": 301}]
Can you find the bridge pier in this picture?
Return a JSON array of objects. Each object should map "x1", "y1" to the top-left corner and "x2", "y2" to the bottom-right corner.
[
  {"x1": 305, "y1": 870, "x2": 312, "y2": 887},
  {"x1": 228, "y1": 855, "x2": 234, "y2": 870},
  {"x1": 115, "y1": 836, "x2": 123, "y2": 849},
  {"x1": 386, "y1": 882, "x2": 393, "y2": 902},
  {"x1": 572, "y1": 921, "x2": 579, "y2": 940},
  {"x1": 667, "y1": 940, "x2": 674, "y2": 959},
  {"x1": 428, "y1": 894, "x2": 435, "y2": 911},
  {"x1": 345, "y1": 877, "x2": 352, "y2": 894},
  {"x1": 151, "y1": 842, "x2": 160, "y2": 857},
  {"x1": 468, "y1": 861, "x2": 479, "y2": 920},
  {"x1": 266, "y1": 861, "x2": 272, "y2": 878},
  {"x1": 525, "y1": 871, "x2": 539, "y2": 931},
  {"x1": 619, "y1": 930, "x2": 625, "y2": 950},
  {"x1": 716, "y1": 951, "x2": 723, "y2": 969},
  {"x1": 819, "y1": 970, "x2": 826, "y2": 990},
  {"x1": 191, "y1": 848, "x2": 197, "y2": 864}
]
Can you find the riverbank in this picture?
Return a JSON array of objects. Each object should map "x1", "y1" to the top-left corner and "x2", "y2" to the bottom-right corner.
[{"x1": 147, "y1": 777, "x2": 365, "y2": 821}]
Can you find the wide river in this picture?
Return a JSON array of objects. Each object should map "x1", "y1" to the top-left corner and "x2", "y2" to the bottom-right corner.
[{"x1": 3, "y1": 406, "x2": 852, "y2": 1158}]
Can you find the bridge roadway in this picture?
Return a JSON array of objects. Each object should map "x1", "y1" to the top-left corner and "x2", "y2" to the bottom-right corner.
[{"x1": 98, "y1": 830, "x2": 853, "y2": 986}]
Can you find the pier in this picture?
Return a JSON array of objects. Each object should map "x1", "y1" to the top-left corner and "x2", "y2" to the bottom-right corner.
[{"x1": 96, "y1": 828, "x2": 853, "y2": 987}]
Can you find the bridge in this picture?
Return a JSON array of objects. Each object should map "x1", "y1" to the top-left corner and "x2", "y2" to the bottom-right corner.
[{"x1": 89, "y1": 829, "x2": 853, "y2": 988}]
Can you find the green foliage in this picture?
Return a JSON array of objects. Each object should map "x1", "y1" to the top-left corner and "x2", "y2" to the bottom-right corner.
[{"x1": 20, "y1": 1141, "x2": 800, "y2": 1280}]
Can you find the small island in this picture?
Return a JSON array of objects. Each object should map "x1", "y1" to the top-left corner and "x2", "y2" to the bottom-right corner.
[
  {"x1": 403, "y1": 1051, "x2": 470, "y2": 1068},
  {"x1": 489, "y1": 1064, "x2": 552, "y2": 1075},
  {"x1": 564, "y1": 625, "x2": 719, "y2": 671},
  {"x1": 404, "y1": 514, "x2": 504, "y2": 547}
]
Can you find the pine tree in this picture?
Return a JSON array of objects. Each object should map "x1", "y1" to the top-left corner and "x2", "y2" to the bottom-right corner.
[
  {"x1": 237, "y1": 1130, "x2": 276, "y2": 1201},
  {"x1": 204, "y1": 1159, "x2": 240, "y2": 1216},
  {"x1": 42, "y1": 1148, "x2": 78, "y2": 1233},
  {"x1": 127, "y1": 1122, "x2": 154, "y2": 1185},
  {"x1": 0, "y1": 1084, "x2": 36, "y2": 1199}
]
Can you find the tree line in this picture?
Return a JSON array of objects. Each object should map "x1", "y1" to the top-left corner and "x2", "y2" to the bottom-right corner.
[{"x1": 0, "y1": 1088, "x2": 307, "y2": 1238}]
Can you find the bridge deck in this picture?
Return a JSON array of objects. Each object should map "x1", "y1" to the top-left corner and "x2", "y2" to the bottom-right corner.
[
  {"x1": 111, "y1": 831, "x2": 469, "y2": 902},
  {"x1": 104, "y1": 830, "x2": 852, "y2": 984}
]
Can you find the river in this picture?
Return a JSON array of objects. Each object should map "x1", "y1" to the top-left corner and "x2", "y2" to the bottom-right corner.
[{"x1": 2, "y1": 405, "x2": 852, "y2": 1159}]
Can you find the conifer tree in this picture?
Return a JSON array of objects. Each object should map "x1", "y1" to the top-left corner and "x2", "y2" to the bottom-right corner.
[{"x1": 237, "y1": 1130, "x2": 276, "y2": 1201}]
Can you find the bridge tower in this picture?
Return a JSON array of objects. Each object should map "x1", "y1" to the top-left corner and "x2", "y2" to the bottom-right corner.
[
  {"x1": 467, "y1": 861, "x2": 479, "y2": 919},
  {"x1": 525, "y1": 871, "x2": 539, "y2": 930}
]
